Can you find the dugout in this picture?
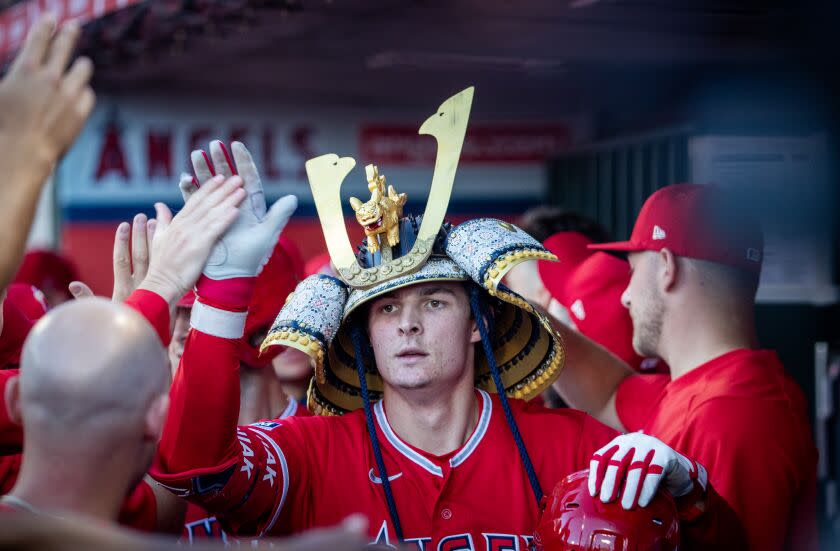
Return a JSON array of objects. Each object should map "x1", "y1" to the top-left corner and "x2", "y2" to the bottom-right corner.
[{"x1": 1, "y1": 0, "x2": 837, "y2": 547}]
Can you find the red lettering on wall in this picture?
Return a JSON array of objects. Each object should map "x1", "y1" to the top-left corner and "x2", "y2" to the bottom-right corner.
[
  {"x1": 147, "y1": 131, "x2": 172, "y2": 179},
  {"x1": 291, "y1": 126, "x2": 315, "y2": 178},
  {"x1": 188, "y1": 128, "x2": 213, "y2": 156},
  {"x1": 229, "y1": 126, "x2": 248, "y2": 148},
  {"x1": 95, "y1": 123, "x2": 129, "y2": 180},
  {"x1": 262, "y1": 127, "x2": 282, "y2": 179}
]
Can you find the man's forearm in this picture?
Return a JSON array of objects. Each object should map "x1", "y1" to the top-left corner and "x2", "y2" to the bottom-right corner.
[
  {"x1": 0, "y1": 167, "x2": 51, "y2": 290},
  {"x1": 549, "y1": 313, "x2": 632, "y2": 429},
  {"x1": 124, "y1": 289, "x2": 172, "y2": 347},
  {"x1": 155, "y1": 329, "x2": 243, "y2": 476}
]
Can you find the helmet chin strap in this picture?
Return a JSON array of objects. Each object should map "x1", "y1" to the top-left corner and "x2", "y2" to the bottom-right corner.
[
  {"x1": 350, "y1": 322, "x2": 404, "y2": 542},
  {"x1": 348, "y1": 284, "x2": 544, "y2": 541},
  {"x1": 469, "y1": 285, "x2": 544, "y2": 505}
]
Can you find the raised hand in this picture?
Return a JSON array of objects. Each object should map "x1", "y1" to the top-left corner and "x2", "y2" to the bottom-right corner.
[
  {"x1": 1, "y1": 15, "x2": 95, "y2": 177},
  {"x1": 183, "y1": 140, "x2": 298, "y2": 282},
  {"x1": 138, "y1": 175, "x2": 247, "y2": 306},
  {"x1": 182, "y1": 140, "x2": 297, "y2": 339},
  {"x1": 588, "y1": 432, "x2": 708, "y2": 510},
  {"x1": 69, "y1": 214, "x2": 157, "y2": 302},
  {"x1": 0, "y1": 15, "x2": 96, "y2": 290}
]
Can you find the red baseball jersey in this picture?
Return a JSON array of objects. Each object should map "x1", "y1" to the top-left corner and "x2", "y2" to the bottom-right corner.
[
  {"x1": 153, "y1": 327, "x2": 742, "y2": 549},
  {"x1": 182, "y1": 398, "x2": 311, "y2": 543},
  {"x1": 615, "y1": 349, "x2": 818, "y2": 551},
  {"x1": 153, "y1": 329, "x2": 620, "y2": 547}
]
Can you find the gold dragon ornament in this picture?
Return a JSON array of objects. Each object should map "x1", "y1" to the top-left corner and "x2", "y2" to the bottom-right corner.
[{"x1": 349, "y1": 165, "x2": 407, "y2": 255}]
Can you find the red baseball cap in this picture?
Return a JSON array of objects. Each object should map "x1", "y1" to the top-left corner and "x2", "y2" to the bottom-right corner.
[
  {"x1": 589, "y1": 184, "x2": 764, "y2": 274},
  {"x1": 537, "y1": 232, "x2": 595, "y2": 302},
  {"x1": 562, "y1": 252, "x2": 645, "y2": 370},
  {"x1": 1, "y1": 291, "x2": 36, "y2": 367},
  {"x1": 304, "y1": 251, "x2": 334, "y2": 277},
  {"x1": 241, "y1": 236, "x2": 304, "y2": 368},
  {"x1": 13, "y1": 249, "x2": 80, "y2": 302},
  {"x1": 6, "y1": 283, "x2": 48, "y2": 321}
]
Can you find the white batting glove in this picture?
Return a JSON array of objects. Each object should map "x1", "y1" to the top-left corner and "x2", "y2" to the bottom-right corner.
[
  {"x1": 587, "y1": 432, "x2": 708, "y2": 510},
  {"x1": 180, "y1": 140, "x2": 297, "y2": 281},
  {"x1": 182, "y1": 140, "x2": 297, "y2": 339}
]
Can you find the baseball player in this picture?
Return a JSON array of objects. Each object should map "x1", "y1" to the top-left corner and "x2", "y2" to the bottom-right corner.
[
  {"x1": 151, "y1": 129, "x2": 739, "y2": 548},
  {"x1": 553, "y1": 183, "x2": 817, "y2": 550}
]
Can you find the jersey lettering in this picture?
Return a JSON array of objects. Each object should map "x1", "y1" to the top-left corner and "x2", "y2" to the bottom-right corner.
[
  {"x1": 371, "y1": 522, "x2": 528, "y2": 551},
  {"x1": 405, "y1": 536, "x2": 433, "y2": 551},
  {"x1": 372, "y1": 520, "x2": 397, "y2": 549},
  {"x1": 237, "y1": 430, "x2": 255, "y2": 479},
  {"x1": 438, "y1": 533, "x2": 475, "y2": 551},
  {"x1": 184, "y1": 516, "x2": 228, "y2": 543},
  {"x1": 263, "y1": 465, "x2": 277, "y2": 486},
  {"x1": 483, "y1": 533, "x2": 519, "y2": 551},
  {"x1": 259, "y1": 441, "x2": 277, "y2": 486},
  {"x1": 264, "y1": 442, "x2": 277, "y2": 465}
]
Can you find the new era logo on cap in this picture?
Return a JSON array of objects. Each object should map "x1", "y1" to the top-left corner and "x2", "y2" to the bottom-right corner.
[
  {"x1": 570, "y1": 299, "x2": 586, "y2": 321},
  {"x1": 588, "y1": 185, "x2": 763, "y2": 274},
  {"x1": 652, "y1": 225, "x2": 667, "y2": 241}
]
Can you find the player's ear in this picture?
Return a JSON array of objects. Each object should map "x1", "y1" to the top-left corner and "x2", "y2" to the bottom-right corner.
[
  {"x1": 469, "y1": 311, "x2": 484, "y2": 344},
  {"x1": 4, "y1": 375, "x2": 22, "y2": 426},
  {"x1": 145, "y1": 393, "x2": 170, "y2": 442},
  {"x1": 464, "y1": 285, "x2": 484, "y2": 344},
  {"x1": 470, "y1": 323, "x2": 481, "y2": 344},
  {"x1": 658, "y1": 248, "x2": 679, "y2": 293}
]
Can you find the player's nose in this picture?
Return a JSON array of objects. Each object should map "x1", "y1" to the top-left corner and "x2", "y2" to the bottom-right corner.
[
  {"x1": 620, "y1": 286, "x2": 631, "y2": 310},
  {"x1": 397, "y1": 304, "x2": 423, "y2": 336}
]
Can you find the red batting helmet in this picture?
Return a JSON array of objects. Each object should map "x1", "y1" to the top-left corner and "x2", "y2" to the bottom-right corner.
[{"x1": 534, "y1": 470, "x2": 679, "y2": 551}]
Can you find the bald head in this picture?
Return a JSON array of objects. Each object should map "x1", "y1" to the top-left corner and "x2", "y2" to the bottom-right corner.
[
  {"x1": 19, "y1": 298, "x2": 168, "y2": 446},
  {"x1": 5, "y1": 299, "x2": 170, "y2": 518}
]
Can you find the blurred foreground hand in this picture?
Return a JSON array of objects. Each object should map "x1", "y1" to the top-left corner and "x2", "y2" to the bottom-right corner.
[
  {"x1": 0, "y1": 511, "x2": 379, "y2": 551},
  {"x1": 0, "y1": 14, "x2": 95, "y2": 290}
]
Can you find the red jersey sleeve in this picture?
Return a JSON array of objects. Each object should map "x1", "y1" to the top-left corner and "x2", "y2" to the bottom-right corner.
[
  {"x1": 150, "y1": 328, "x2": 313, "y2": 537},
  {"x1": 153, "y1": 330, "x2": 242, "y2": 480},
  {"x1": 220, "y1": 418, "x2": 315, "y2": 537},
  {"x1": 0, "y1": 370, "x2": 22, "y2": 454},
  {"x1": 125, "y1": 289, "x2": 171, "y2": 346},
  {"x1": 614, "y1": 374, "x2": 669, "y2": 431}
]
